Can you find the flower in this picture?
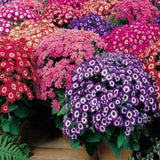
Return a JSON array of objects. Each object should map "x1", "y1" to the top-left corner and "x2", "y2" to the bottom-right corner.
[
  {"x1": 63, "y1": 53, "x2": 159, "y2": 141},
  {"x1": 69, "y1": 14, "x2": 115, "y2": 37},
  {"x1": 40, "y1": 2, "x2": 82, "y2": 27},
  {"x1": 103, "y1": 22, "x2": 160, "y2": 56},
  {"x1": 51, "y1": 99, "x2": 60, "y2": 111},
  {"x1": 34, "y1": 29, "x2": 105, "y2": 112},
  {"x1": 0, "y1": 2, "x2": 39, "y2": 35},
  {"x1": 1, "y1": 104, "x2": 9, "y2": 113},
  {"x1": 0, "y1": 36, "x2": 36, "y2": 113},
  {"x1": 9, "y1": 19, "x2": 56, "y2": 49},
  {"x1": 156, "y1": 15, "x2": 160, "y2": 26},
  {"x1": 109, "y1": 0, "x2": 159, "y2": 24},
  {"x1": 139, "y1": 40, "x2": 160, "y2": 106},
  {"x1": 80, "y1": 0, "x2": 118, "y2": 19}
]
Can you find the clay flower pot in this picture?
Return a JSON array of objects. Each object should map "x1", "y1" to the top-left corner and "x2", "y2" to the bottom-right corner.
[{"x1": 97, "y1": 142, "x2": 132, "y2": 160}]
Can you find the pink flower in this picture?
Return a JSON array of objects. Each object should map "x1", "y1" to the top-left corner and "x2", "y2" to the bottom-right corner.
[{"x1": 51, "y1": 99, "x2": 60, "y2": 111}]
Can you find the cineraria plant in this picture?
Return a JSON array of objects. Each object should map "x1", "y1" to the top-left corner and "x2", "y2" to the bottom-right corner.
[
  {"x1": 34, "y1": 29, "x2": 105, "y2": 128},
  {"x1": 69, "y1": 14, "x2": 115, "y2": 37},
  {"x1": 80, "y1": 0, "x2": 118, "y2": 20},
  {"x1": 0, "y1": 37, "x2": 36, "y2": 135},
  {"x1": 9, "y1": 19, "x2": 56, "y2": 49},
  {"x1": 138, "y1": 40, "x2": 160, "y2": 105},
  {"x1": 103, "y1": 22, "x2": 160, "y2": 56},
  {"x1": 0, "y1": 2, "x2": 39, "y2": 35},
  {"x1": 63, "y1": 53, "x2": 160, "y2": 158},
  {"x1": 108, "y1": 0, "x2": 159, "y2": 25},
  {"x1": 40, "y1": 2, "x2": 82, "y2": 27}
]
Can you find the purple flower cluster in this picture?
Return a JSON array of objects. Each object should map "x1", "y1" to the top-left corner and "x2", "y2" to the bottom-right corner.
[
  {"x1": 156, "y1": 15, "x2": 160, "y2": 26},
  {"x1": 63, "y1": 53, "x2": 160, "y2": 141},
  {"x1": 69, "y1": 14, "x2": 115, "y2": 37}
]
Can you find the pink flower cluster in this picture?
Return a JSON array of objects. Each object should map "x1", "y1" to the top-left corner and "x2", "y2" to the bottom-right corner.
[
  {"x1": 0, "y1": 2, "x2": 39, "y2": 34},
  {"x1": 103, "y1": 22, "x2": 160, "y2": 55},
  {"x1": 40, "y1": 2, "x2": 82, "y2": 26},
  {"x1": 109, "y1": 0, "x2": 159, "y2": 24},
  {"x1": 12, "y1": 0, "x2": 43, "y2": 11},
  {"x1": 35, "y1": 29, "x2": 105, "y2": 111}
]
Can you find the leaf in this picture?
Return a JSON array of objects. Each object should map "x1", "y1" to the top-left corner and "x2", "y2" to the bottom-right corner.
[
  {"x1": 1, "y1": 119, "x2": 10, "y2": 132},
  {"x1": 117, "y1": 134, "x2": 124, "y2": 148},
  {"x1": 123, "y1": 136, "x2": 131, "y2": 149},
  {"x1": 9, "y1": 104, "x2": 18, "y2": 112},
  {"x1": 15, "y1": 106, "x2": 28, "y2": 118},
  {"x1": 55, "y1": 116, "x2": 63, "y2": 129},
  {"x1": 87, "y1": 133, "x2": 101, "y2": 143},
  {"x1": 57, "y1": 106, "x2": 68, "y2": 116},
  {"x1": 0, "y1": 133, "x2": 30, "y2": 160},
  {"x1": 85, "y1": 143, "x2": 97, "y2": 156},
  {"x1": 132, "y1": 142, "x2": 140, "y2": 151},
  {"x1": 52, "y1": 108, "x2": 58, "y2": 115},
  {"x1": 9, "y1": 117, "x2": 21, "y2": 135},
  {"x1": 109, "y1": 142, "x2": 121, "y2": 158},
  {"x1": 69, "y1": 140, "x2": 80, "y2": 151}
]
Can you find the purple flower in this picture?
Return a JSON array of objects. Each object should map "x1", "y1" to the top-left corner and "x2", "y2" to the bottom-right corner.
[
  {"x1": 63, "y1": 53, "x2": 159, "y2": 141},
  {"x1": 69, "y1": 14, "x2": 115, "y2": 37}
]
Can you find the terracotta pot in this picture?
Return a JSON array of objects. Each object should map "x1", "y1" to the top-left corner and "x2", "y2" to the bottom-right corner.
[{"x1": 97, "y1": 142, "x2": 133, "y2": 160}]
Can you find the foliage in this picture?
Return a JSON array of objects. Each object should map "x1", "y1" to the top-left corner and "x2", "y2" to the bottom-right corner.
[{"x1": 0, "y1": 133, "x2": 30, "y2": 160}]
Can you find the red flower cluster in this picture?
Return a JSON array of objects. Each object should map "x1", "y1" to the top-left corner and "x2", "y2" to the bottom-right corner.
[
  {"x1": 46, "y1": 0, "x2": 87, "y2": 9},
  {"x1": 139, "y1": 40, "x2": 160, "y2": 105},
  {"x1": 40, "y1": 2, "x2": 82, "y2": 26},
  {"x1": 80, "y1": 0, "x2": 118, "y2": 19},
  {"x1": 0, "y1": 37, "x2": 36, "y2": 113}
]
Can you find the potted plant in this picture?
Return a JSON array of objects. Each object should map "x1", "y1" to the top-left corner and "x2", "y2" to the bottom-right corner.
[
  {"x1": 0, "y1": 36, "x2": 36, "y2": 136},
  {"x1": 63, "y1": 53, "x2": 159, "y2": 159},
  {"x1": 34, "y1": 29, "x2": 105, "y2": 129}
]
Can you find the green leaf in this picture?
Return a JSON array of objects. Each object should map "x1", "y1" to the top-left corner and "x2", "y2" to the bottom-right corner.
[
  {"x1": 69, "y1": 140, "x2": 80, "y2": 151},
  {"x1": 55, "y1": 116, "x2": 63, "y2": 130},
  {"x1": 9, "y1": 105, "x2": 18, "y2": 112},
  {"x1": 87, "y1": 133, "x2": 101, "y2": 143},
  {"x1": 57, "y1": 106, "x2": 68, "y2": 116},
  {"x1": 85, "y1": 143, "x2": 97, "y2": 156},
  {"x1": 123, "y1": 136, "x2": 131, "y2": 149},
  {"x1": 117, "y1": 134, "x2": 124, "y2": 148},
  {"x1": 109, "y1": 142, "x2": 121, "y2": 158},
  {"x1": 9, "y1": 117, "x2": 21, "y2": 135},
  {"x1": 15, "y1": 106, "x2": 28, "y2": 118},
  {"x1": 52, "y1": 108, "x2": 58, "y2": 115},
  {"x1": 132, "y1": 142, "x2": 140, "y2": 151},
  {"x1": 1, "y1": 120, "x2": 10, "y2": 132}
]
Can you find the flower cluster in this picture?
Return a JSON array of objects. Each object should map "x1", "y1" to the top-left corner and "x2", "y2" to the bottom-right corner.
[
  {"x1": 63, "y1": 53, "x2": 159, "y2": 141},
  {"x1": 109, "y1": 0, "x2": 159, "y2": 24},
  {"x1": 40, "y1": 2, "x2": 81, "y2": 27},
  {"x1": 69, "y1": 14, "x2": 115, "y2": 37},
  {"x1": 12, "y1": 0, "x2": 43, "y2": 11},
  {"x1": 0, "y1": 37, "x2": 36, "y2": 114},
  {"x1": 46, "y1": 0, "x2": 87, "y2": 9},
  {"x1": 0, "y1": 0, "x2": 11, "y2": 5},
  {"x1": 0, "y1": 2, "x2": 39, "y2": 34},
  {"x1": 9, "y1": 19, "x2": 56, "y2": 49},
  {"x1": 156, "y1": 15, "x2": 160, "y2": 26},
  {"x1": 35, "y1": 29, "x2": 105, "y2": 111},
  {"x1": 80, "y1": 0, "x2": 118, "y2": 19},
  {"x1": 139, "y1": 40, "x2": 160, "y2": 105},
  {"x1": 103, "y1": 22, "x2": 160, "y2": 56}
]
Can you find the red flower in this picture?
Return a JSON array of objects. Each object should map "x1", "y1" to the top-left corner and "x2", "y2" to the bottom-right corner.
[
  {"x1": 6, "y1": 92, "x2": 16, "y2": 102},
  {"x1": 1, "y1": 104, "x2": 9, "y2": 113},
  {"x1": 15, "y1": 91, "x2": 22, "y2": 100},
  {"x1": 0, "y1": 85, "x2": 9, "y2": 96}
]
